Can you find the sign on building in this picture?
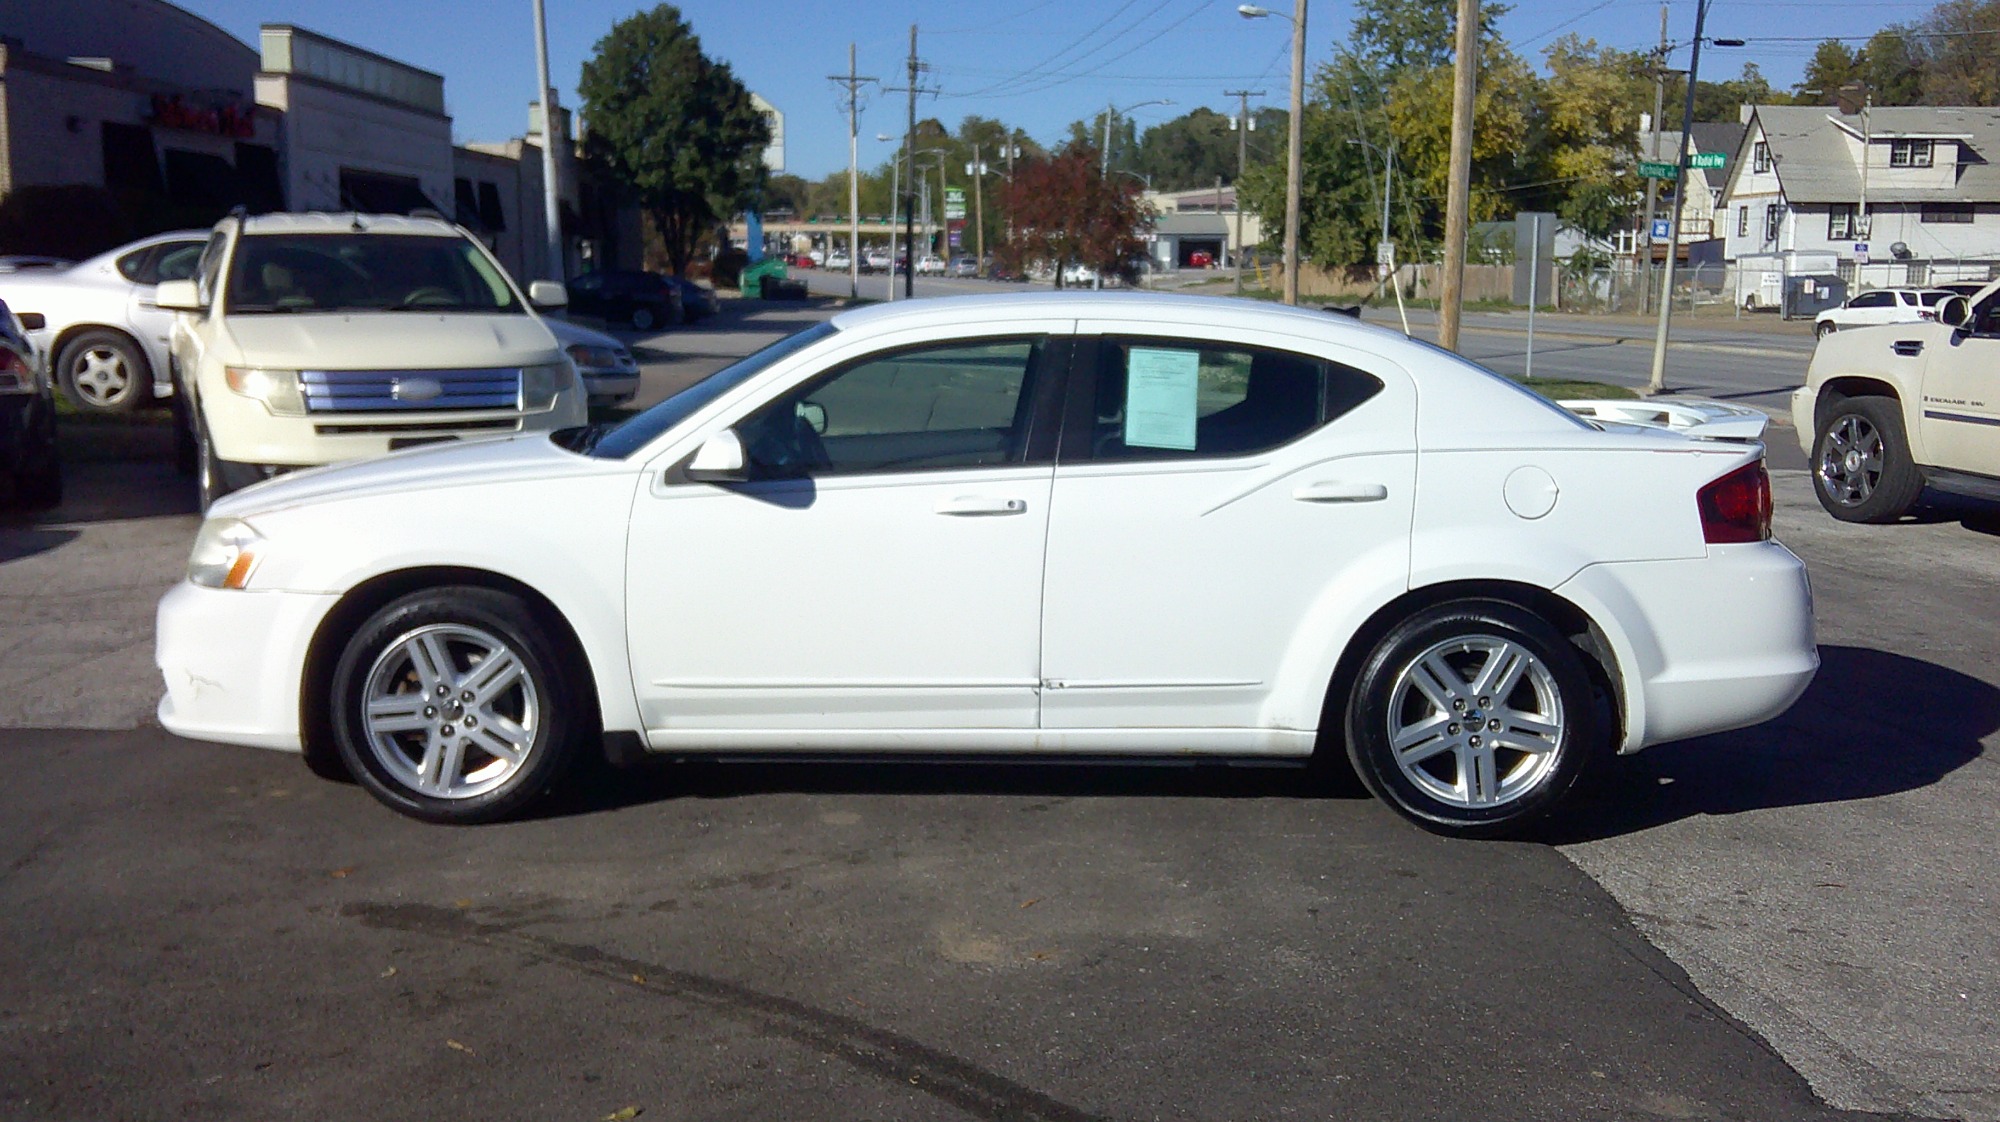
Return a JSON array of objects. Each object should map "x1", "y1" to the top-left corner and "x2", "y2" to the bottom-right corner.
[{"x1": 944, "y1": 187, "x2": 966, "y2": 221}]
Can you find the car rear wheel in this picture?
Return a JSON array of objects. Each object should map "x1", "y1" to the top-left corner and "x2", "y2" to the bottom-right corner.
[
  {"x1": 630, "y1": 306, "x2": 656, "y2": 331},
  {"x1": 1813, "y1": 395, "x2": 1922, "y2": 523},
  {"x1": 329, "y1": 587, "x2": 585, "y2": 823},
  {"x1": 1345, "y1": 600, "x2": 1601, "y2": 838},
  {"x1": 56, "y1": 331, "x2": 150, "y2": 415},
  {"x1": 1815, "y1": 321, "x2": 1836, "y2": 338}
]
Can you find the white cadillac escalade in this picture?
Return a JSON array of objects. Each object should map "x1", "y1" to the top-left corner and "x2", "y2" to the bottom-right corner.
[{"x1": 158, "y1": 212, "x2": 587, "y2": 509}]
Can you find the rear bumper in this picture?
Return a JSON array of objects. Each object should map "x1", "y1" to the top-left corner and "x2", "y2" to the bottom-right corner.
[
  {"x1": 155, "y1": 581, "x2": 339, "y2": 751},
  {"x1": 1557, "y1": 542, "x2": 1818, "y2": 752}
]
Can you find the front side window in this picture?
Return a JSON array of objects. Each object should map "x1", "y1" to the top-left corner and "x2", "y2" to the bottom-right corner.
[
  {"x1": 1079, "y1": 337, "x2": 1381, "y2": 462},
  {"x1": 225, "y1": 233, "x2": 520, "y2": 314},
  {"x1": 735, "y1": 337, "x2": 1047, "y2": 478}
]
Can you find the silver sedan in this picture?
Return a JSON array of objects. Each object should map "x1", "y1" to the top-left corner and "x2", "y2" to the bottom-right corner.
[{"x1": 0, "y1": 230, "x2": 208, "y2": 414}]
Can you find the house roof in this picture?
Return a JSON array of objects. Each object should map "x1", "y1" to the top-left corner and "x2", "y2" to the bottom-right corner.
[{"x1": 1743, "y1": 104, "x2": 2000, "y2": 204}]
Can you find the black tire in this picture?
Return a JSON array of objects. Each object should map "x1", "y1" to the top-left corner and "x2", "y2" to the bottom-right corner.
[
  {"x1": 169, "y1": 364, "x2": 198, "y2": 477},
  {"x1": 1344, "y1": 600, "x2": 1603, "y2": 839},
  {"x1": 1815, "y1": 321, "x2": 1836, "y2": 339},
  {"x1": 1812, "y1": 395, "x2": 1923, "y2": 523},
  {"x1": 194, "y1": 410, "x2": 260, "y2": 511},
  {"x1": 328, "y1": 586, "x2": 586, "y2": 824},
  {"x1": 15, "y1": 400, "x2": 62, "y2": 509},
  {"x1": 56, "y1": 330, "x2": 151, "y2": 415},
  {"x1": 630, "y1": 306, "x2": 656, "y2": 331}
]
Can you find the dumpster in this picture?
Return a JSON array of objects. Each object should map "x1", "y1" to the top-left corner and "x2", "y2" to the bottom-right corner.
[{"x1": 740, "y1": 257, "x2": 788, "y2": 299}]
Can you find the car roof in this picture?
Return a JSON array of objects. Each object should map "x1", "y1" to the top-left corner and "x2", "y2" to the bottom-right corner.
[
  {"x1": 227, "y1": 212, "x2": 461, "y2": 237},
  {"x1": 827, "y1": 291, "x2": 1414, "y2": 346}
]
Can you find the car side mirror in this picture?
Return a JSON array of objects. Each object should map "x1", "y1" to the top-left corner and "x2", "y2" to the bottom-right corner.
[
  {"x1": 1941, "y1": 295, "x2": 1973, "y2": 330},
  {"x1": 684, "y1": 429, "x2": 747, "y2": 482},
  {"x1": 528, "y1": 280, "x2": 568, "y2": 310},
  {"x1": 155, "y1": 279, "x2": 203, "y2": 312}
]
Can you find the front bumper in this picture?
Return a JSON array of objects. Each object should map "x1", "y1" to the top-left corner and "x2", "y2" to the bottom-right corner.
[
  {"x1": 1558, "y1": 542, "x2": 1818, "y2": 752},
  {"x1": 155, "y1": 581, "x2": 340, "y2": 751},
  {"x1": 1791, "y1": 386, "x2": 1815, "y2": 457}
]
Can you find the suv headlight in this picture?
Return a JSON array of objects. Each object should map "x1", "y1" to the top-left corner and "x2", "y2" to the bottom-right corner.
[
  {"x1": 564, "y1": 343, "x2": 624, "y2": 371},
  {"x1": 187, "y1": 517, "x2": 266, "y2": 589},
  {"x1": 521, "y1": 361, "x2": 574, "y2": 410},
  {"x1": 225, "y1": 367, "x2": 306, "y2": 416}
]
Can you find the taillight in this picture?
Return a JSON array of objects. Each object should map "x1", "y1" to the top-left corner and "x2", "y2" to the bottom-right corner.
[{"x1": 1698, "y1": 461, "x2": 1772, "y2": 544}]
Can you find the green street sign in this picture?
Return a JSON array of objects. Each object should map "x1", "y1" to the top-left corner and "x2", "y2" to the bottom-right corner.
[
  {"x1": 944, "y1": 187, "x2": 966, "y2": 221},
  {"x1": 1689, "y1": 152, "x2": 1726, "y2": 170},
  {"x1": 1639, "y1": 160, "x2": 1678, "y2": 179}
]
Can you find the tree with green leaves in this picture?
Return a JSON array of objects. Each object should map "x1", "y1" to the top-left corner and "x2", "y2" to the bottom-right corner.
[{"x1": 577, "y1": 4, "x2": 769, "y2": 277}]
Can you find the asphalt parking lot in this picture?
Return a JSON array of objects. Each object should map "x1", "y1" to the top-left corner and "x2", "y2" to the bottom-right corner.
[{"x1": 2, "y1": 296, "x2": 1994, "y2": 1121}]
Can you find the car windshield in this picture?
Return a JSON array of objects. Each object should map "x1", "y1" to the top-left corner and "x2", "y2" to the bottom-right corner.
[
  {"x1": 580, "y1": 320, "x2": 839, "y2": 459},
  {"x1": 226, "y1": 233, "x2": 521, "y2": 314}
]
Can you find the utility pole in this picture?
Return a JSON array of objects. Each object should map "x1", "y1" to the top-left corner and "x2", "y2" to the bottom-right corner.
[
  {"x1": 1639, "y1": 5, "x2": 1667, "y2": 315},
  {"x1": 897, "y1": 26, "x2": 921, "y2": 298},
  {"x1": 829, "y1": 44, "x2": 876, "y2": 300},
  {"x1": 1226, "y1": 88, "x2": 1263, "y2": 295},
  {"x1": 886, "y1": 151, "x2": 899, "y2": 302},
  {"x1": 969, "y1": 142, "x2": 986, "y2": 275},
  {"x1": 1438, "y1": 0, "x2": 1479, "y2": 350},
  {"x1": 1648, "y1": 0, "x2": 1712, "y2": 394},
  {"x1": 531, "y1": 0, "x2": 563, "y2": 280},
  {"x1": 1281, "y1": 0, "x2": 1306, "y2": 305}
]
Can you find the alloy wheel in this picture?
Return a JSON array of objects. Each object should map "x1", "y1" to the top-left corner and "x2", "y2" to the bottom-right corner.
[
  {"x1": 1818, "y1": 413, "x2": 1882, "y2": 507},
  {"x1": 1385, "y1": 635, "x2": 1564, "y2": 808},
  {"x1": 70, "y1": 347, "x2": 134, "y2": 407},
  {"x1": 360, "y1": 623, "x2": 541, "y2": 800}
]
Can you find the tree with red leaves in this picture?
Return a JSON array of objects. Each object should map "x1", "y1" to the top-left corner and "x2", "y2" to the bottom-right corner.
[{"x1": 997, "y1": 145, "x2": 1149, "y2": 287}]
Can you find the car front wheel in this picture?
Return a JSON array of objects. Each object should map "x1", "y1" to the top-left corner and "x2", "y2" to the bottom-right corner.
[
  {"x1": 1344, "y1": 600, "x2": 1601, "y2": 838},
  {"x1": 329, "y1": 587, "x2": 585, "y2": 823},
  {"x1": 1815, "y1": 321, "x2": 1836, "y2": 338},
  {"x1": 1813, "y1": 395, "x2": 1922, "y2": 522},
  {"x1": 630, "y1": 306, "x2": 656, "y2": 331}
]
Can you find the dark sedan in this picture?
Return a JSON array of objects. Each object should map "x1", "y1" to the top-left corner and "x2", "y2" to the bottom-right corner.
[
  {"x1": 565, "y1": 270, "x2": 683, "y2": 332},
  {"x1": 666, "y1": 275, "x2": 720, "y2": 323},
  {"x1": 0, "y1": 297, "x2": 60, "y2": 510}
]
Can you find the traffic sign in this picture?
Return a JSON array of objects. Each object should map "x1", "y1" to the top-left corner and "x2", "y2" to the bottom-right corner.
[
  {"x1": 1854, "y1": 242, "x2": 1870, "y2": 264},
  {"x1": 1650, "y1": 218, "x2": 1672, "y2": 240},
  {"x1": 944, "y1": 187, "x2": 966, "y2": 221},
  {"x1": 1639, "y1": 160, "x2": 1678, "y2": 179},
  {"x1": 1689, "y1": 152, "x2": 1726, "y2": 170},
  {"x1": 1375, "y1": 240, "x2": 1395, "y2": 266}
]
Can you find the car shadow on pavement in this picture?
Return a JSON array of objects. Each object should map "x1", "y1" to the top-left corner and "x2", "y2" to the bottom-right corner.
[
  {"x1": 1538, "y1": 643, "x2": 1992, "y2": 843},
  {"x1": 0, "y1": 525, "x2": 79, "y2": 562},
  {"x1": 1901, "y1": 491, "x2": 2000, "y2": 536}
]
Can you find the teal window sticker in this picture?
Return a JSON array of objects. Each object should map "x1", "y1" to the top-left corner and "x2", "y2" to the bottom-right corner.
[{"x1": 1123, "y1": 347, "x2": 1200, "y2": 450}]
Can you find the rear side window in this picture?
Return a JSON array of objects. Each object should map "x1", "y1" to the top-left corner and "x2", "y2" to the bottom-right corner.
[{"x1": 1077, "y1": 336, "x2": 1381, "y2": 461}]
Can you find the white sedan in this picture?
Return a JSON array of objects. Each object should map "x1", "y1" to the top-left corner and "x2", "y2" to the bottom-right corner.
[{"x1": 155, "y1": 294, "x2": 1817, "y2": 836}]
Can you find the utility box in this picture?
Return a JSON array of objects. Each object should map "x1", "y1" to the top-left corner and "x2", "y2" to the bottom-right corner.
[{"x1": 740, "y1": 257, "x2": 788, "y2": 299}]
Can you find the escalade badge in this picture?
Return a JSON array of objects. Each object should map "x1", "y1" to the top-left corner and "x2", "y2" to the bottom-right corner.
[{"x1": 392, "y1": 376, "x2": 443, "y2": 403}]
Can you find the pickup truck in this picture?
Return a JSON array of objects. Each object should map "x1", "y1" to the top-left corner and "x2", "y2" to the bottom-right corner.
[{"x1": 1793, "y1": 286, "x2": 2000, "y2": 521}]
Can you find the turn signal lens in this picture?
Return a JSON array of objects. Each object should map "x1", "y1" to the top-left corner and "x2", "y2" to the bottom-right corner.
[
  {"x1": 187, "y1": 517, "x2": 266, "y2": 589},
  {"x1": 1697, "y1": 461, "x2": 1771, "y2": 544}
]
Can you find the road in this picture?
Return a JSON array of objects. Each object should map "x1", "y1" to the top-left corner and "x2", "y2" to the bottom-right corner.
[{"x1": 2, "y1": 295, "x2": 1993, "y2": 1120}]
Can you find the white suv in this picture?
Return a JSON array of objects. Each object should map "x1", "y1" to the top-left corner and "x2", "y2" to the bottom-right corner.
[{"x1": 158, "y1": 213, "x2": 586, "y2": 508}]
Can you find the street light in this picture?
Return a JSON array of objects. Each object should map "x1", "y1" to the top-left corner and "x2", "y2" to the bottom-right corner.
[
  {"x1": 1239, "y1": 2, "x2": 1306, "y2": 305},
  {"x1": 1101, "y1": 99, "x2": 1173, "y2": 175}
]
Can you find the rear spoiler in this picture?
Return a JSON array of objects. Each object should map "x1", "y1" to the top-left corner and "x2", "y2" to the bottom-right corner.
[{"x1": 1558, "y1": 397, "x2": 1769, "y2": 443}]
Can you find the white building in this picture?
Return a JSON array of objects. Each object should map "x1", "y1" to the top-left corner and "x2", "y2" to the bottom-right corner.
[{"x1": 1721, "y1": 104, "x2": 2000, "y2": 286}]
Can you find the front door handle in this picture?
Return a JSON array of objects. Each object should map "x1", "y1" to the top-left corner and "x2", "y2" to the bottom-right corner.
[
  {"x1": 1892, "y1": 339, "x2": 1924, "y2": 357},
  {"x1": 934, "y1": 495, "x2": 1028, "y2": 516},
  {"x1": 1293, "y1": 480, "x2": 1389, "y2": 503}
]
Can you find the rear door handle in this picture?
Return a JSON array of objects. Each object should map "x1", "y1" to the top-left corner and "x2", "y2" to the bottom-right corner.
[
  {"x1": 1293, "y1": 481, "x2": 1389, "y2": 503},
  {"x1": 1892, "y1": 340, "x2": 1924, "y2": 357},
  {"x1": 934, "y1": 495, "x2": 1027, "y2": 516}
]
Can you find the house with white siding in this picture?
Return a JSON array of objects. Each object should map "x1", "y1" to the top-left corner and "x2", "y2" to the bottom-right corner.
[{"x1": 1721, "y1": 104, "x2": 2000, "y2": 287}]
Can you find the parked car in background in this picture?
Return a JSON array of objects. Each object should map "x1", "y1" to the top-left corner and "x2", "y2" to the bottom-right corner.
[
  {"x1": 0, "y1": 297, "x2": 60, "y2": 510},
  {"x1": 548, "y1": 317, "x2": 641, "y2": 407},
  {"x1": 1937, "y1": 282, "x2": 1988, "y2": 299},
  {"x1": 156, "y1": 292, "x2": 1814, "y2": 837},
  {"x1": 564, "y1": 269, "x2": 682, "y2": 331},
  {"x1": 916, "y1": 254, "x2": 946, "y2": 276},
  {"x1": 0, "y1": 255, "x2": 72, "y2": 274},
  {"x1": 0, "y1": 229, "x2": 207, "y2": 414},
  {"x1": 159, "y1": 212, "x2": 586, "y2": 509},
  {"x1": 863, "y1": 248, "x2": 891, "y2": 273},
  {"x1": 1189, "y1": 250, "x2": 1215, "y2": 268},
  {"x1": 788, "y1": 254, "x2": 816, "y2": 269},
  {"x1": 1061, "y1": 262, "x2": 1098, "y2": 286},
  {"x1": 1814, "y1": 287, "x2": 1956, "y2": 338},
  {"x1": 947, "y1": 255, "x2": 978, "y2": 277},
  {"x1": 666, "y1": 275, "x2": 719, "y2": 323},
  {"x1": 825, "y1": 248, "x2": 851, "y2": 271},
  {"x1": 1796, "y1": 285, "x2": 2000, "y2": 522}
]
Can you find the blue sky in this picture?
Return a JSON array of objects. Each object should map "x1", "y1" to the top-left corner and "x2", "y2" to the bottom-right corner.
[{"x1": 179, "y1": 0, "x2": 1939, "y2": 179}]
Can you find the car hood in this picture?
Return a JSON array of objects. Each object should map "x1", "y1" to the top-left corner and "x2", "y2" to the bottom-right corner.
[
  {"x1": 212, "y1": 430, "x2": 612, "y2": 519},
  {"x1": 219, "y1": 312, "x2": 561, "y2": 369}
]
